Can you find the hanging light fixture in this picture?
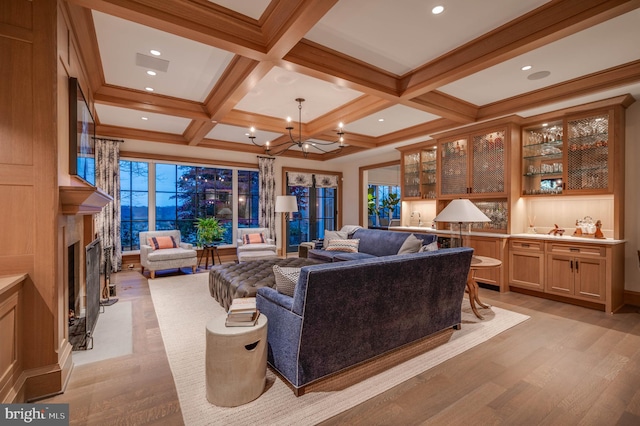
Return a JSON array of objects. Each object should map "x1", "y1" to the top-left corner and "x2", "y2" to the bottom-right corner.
[{"x1": 248, "y1": 98, "x2": 345, "y2": 158}]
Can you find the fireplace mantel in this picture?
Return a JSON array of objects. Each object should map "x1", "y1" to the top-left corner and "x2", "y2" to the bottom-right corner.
[{"x1": 60, "y1": 179, "x2": 112, "y2": 215}]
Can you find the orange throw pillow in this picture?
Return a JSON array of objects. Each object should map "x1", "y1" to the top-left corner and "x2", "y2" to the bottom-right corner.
[
  {"x1": 243, "y1": 233, "x2": 265, "y2": 244},
  {"x1": 148, "y1": 236, "x2": 177, "y2": 250}
]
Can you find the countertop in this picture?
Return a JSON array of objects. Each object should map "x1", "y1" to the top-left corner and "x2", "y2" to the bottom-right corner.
[{"x1": 388, "y1": 226, "x2": 625, "y2": 245}]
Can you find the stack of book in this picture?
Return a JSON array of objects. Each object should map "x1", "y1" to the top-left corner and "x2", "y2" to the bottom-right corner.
[{"x1": 225, "y1": 297, "x2": 260, "y2": 327}]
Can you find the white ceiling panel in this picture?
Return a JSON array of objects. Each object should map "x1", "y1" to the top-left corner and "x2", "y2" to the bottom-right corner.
[
  {"x1": 439, "y1": 9, "x2": 640, "y2": 106},
  {"x1": 205, "y1": 123, "x2": 284, "y2": 145},
  {"x1": 95, "y1": 104, "x2": 191, "y2": 134},
  {"x1": 235, "y1": 67, "x2": 363, "y2": 121},
  {"x1": 92, "y1": 11, "x2": 234, "y2": 102},
  {"x1": 347, "y1": 105, "x2": 440, "y2": 137},
  {"x1": 305, "y1": 0, "x2": 550, "y2": 75}
]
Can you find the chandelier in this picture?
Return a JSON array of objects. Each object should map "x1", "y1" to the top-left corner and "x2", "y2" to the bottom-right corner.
[{"x1": 248, "y1": 98, "x2": 345, "y2": 158}]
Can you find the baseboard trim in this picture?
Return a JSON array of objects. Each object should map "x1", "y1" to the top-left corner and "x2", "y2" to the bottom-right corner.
[{"x1": 624, "y1": 290, "x2": 640, "y2": 308}]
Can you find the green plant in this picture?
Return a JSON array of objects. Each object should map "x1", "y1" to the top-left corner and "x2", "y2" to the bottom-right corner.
[
  {"x1": 381, "y1": 193, "x2": 400, "y2": 221},
  {"x1": 367, "y1": 188, "x2": 379, "y2": 217},
  {"x1": 195, "y1": 217, "x2": 224, "y2": 246}
]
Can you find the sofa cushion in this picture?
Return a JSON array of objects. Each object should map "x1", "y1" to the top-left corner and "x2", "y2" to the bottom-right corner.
[
  {"x1": 243, "y1": 232, "x2": 266, "y2": 244},
  {"x1": 148, "y1": 236, "x2": 177, "y2": 250},
  {"x1": 419, "y1": 241, "x2": 439, "y2": 252},
  {"x1": 322, "y1": 230, "x2": 348, "y2": 248},
  {"x1": 397, "y1": 233, "x2": 422, "y2": 254},
  {"x1": 332, "y1": 252, "x2": 377, "y2": 262},
  {"x1": 273, "y1": 265, "x2": 300, "y2": 297},
  {"x1": 147, "y1": 247, "x2": 196, "y2": 261},
  {"x1": 325, "y1": 239, "x2": 360, "y2": 253}
]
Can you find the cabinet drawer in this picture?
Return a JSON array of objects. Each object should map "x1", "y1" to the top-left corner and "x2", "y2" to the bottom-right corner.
[
  {"x1": 546, "y1": 243, "x2": 605, "y2": 257},
  {"x1": 510, "y1": 240, "x2": 543, "y2": 252}
]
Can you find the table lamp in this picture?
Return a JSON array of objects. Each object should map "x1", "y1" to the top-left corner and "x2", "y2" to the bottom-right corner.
[{"x1": 433, "y1": 199, "x2": 491, "y2": 248}]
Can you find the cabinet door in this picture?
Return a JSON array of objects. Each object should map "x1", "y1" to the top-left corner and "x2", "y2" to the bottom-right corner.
[
  {"x1": 574, "y1": 256, "x2": 606, "y2": 301},
  {"x1": 469, "y1": 236, "x2": 503, "y2": 287},
  {"x1": 471, "y1": 130, "x2": 506, "y2": 195},
  {"x1": 565, "y1": 112, "x2": 611, "y2": 193},
  {"x1": 510, "y1": 251, "x2": 544, "y2": 290},
  {"x1": 439, "y1": 138, "x2": 468, "y2": 196},
  {"x1": 402, "y1": 151, "x2": 421, "y2": 199},
  {"x1": 522, "y1": 120, "x2": 564, "y2": 196},
  {"x1": 546, "y1": 254, "x2": 575, "y2": 296},
  {"x1": 420, "y1": 148, "x2": 437, "y2": 199}
]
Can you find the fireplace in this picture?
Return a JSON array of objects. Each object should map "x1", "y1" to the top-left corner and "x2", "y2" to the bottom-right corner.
[{"x1": 68, "y1": 238, "x2": 101, "y2": 350}]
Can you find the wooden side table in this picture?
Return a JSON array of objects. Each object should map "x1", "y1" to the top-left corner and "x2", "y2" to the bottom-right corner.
[
  {"x1": 467, "y1": 255, "x2": 502, "y2": 320},
  {"x1": 198, "y1": 244, "x2": 222, "y2": 269}
]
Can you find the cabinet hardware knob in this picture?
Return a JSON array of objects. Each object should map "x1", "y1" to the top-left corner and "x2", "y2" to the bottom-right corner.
[
  {"x1": 522, "y1": 243, "x2": 530, "y2": 248},
  {"x1": 570, "y1": 260, "x2": 573, "y2": 271},
  {"x1": 576, "y1": 260, "x2": 579, "y2": 272},
  {"x1": 570, "y1": 248, "x2": 580, "y2": 252}
]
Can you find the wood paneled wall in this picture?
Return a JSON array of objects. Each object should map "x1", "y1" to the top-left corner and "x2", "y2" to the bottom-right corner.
[{"x1": 0, "y1": 0, "x2": 74, "y2": 402}]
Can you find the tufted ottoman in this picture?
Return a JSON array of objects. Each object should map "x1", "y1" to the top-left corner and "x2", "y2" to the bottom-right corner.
[{"x1": 208, "y1": 257, "x2": 322, "y2": 310}]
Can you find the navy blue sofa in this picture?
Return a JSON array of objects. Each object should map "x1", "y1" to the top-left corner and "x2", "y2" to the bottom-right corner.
[
  {"x1": 308, "y1": 227, "x2": 438, "y2": 262},
  {"x1": 256, "y1": 247, "x2": 474, "y2": 395}
]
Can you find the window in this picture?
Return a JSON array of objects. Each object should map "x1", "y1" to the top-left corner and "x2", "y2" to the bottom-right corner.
[
  {"x1": 368, "y1": 184, "x2": 400, "y2": 227},
  {"x1": 238, "y1": 170, "x2": 259, "y2": 228},
  {"x1": 119, "y1": 158, "x2": 259, "y2": 251},
  {"x1": 120, "y1": 160, "x2": 149, "y2": 250},
  {"x1": 287, "y1": 176, "x2": 338, "y2": 253},
  {"x1": 156, "y1": 164, "x2": 233, "y2": 245}
]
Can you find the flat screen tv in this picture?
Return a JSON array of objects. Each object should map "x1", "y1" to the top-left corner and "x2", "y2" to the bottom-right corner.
[{"x1": 69, "y1": 77, "x2": 96, "y2": 186}]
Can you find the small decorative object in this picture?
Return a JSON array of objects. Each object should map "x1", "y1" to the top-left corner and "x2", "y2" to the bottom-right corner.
[
  {"x1": 594, "y1": 220, "x2": 605, "y2": 239},
  {"x1": 573, "y1": 219, "x2": 583, "y2": 236},
  {"x1": 527, "y1": 215, "x2": 537, "y2": 234},
  {"x1": 548, "y1": 224, "x2": 565, "y2": 236}
]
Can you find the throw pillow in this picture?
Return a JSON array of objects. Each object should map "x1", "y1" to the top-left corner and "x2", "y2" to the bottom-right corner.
[
  {"x1": 325, "y1": 238, "x2": 360, "y2": 253},
  {"x1": 397, "y1": 233, "x2": 423, "y2": 254},
  {"x1": 419, "y1": 241, "x2": 439, "y2": 252},
  {"x1": 148, "y1": 236, "x2": 177, "y2": 250},
  {"x1": 322, "y1": 230, "x2": 348, "y2": 248},
  {"x1": 273, "y1": 265, "x2": 300, "y2": 297},
  {"x1": 243, "y1": 233, "x2": 265, "y2": 244}
]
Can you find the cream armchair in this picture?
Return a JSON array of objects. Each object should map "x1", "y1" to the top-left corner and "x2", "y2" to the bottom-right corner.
[
  {"x1": 236, "y1": 227, "x2": 278, "y2": 262},
  {"x1": 139, "y1": 230, "x2": 197, "y2": 279}
]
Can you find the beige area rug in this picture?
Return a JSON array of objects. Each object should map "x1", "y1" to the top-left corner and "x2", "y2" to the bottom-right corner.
[{"x1": 149, "y1": 273, "x2": 529, "y2": 426}]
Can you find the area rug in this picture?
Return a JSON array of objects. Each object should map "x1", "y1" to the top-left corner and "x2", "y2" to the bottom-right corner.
[{"x1": 149, "y1": 273, "x2": 529, "y2": 426}]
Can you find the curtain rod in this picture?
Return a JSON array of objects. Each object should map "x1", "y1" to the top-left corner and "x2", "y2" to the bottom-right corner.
[{"x1": 92, "y1": 137, "x2": 125, "y2": 143}]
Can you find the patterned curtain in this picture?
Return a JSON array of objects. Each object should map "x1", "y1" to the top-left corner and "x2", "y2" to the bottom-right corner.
[
  {"x1": 258, "y1": 157, "x2": 276, "y2": 241},
  {"x1": 315, "y1": 174, "x2": 339, "y2": 188},
  {"x1": 287, "y1": 171, "x2": 313, "y2": 187},
  {"x1": 94, "y1": 138, "x2": 121, "y2": 273}
]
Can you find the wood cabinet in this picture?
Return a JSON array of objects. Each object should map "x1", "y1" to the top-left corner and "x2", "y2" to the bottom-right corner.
[
  {"x1": 509, "y1": 239, "x2": 545, "y2": 291},
  {"x1": 468, "y1": 235, "x2": 508, "y2": 291},
  {"x1": 508, "y1": 237, "x2": 624, "y2": 314},
  {"x1": 438, "y1": 124, "x2": 517, "y2": 198},
  {"x1": 546, "y1": 242, "x2": 606, "y2": 302},
  {"x1": 400, "y1": 145, "x2": 437, "y2": 200}
]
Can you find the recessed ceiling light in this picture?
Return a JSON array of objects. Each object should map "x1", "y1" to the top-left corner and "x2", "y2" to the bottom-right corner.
[
  {"x1": 378, "y1": 118, "x2": 385, "y2": 122},
  {"x1": 542, "y1": 123, "x2": 548, "y2": 127},
  {"x1": 141, "y1": 117, "x2": 148, "y2": 121},
  {"x1": 521, "y1": 65, "x2": 532, "y2": 71},
  {"x1": 150, "y1": 49, "x2": 161, "y2": 56},
  {"x1": 145, "y1": 87, "x2": 154, "y2": 92},
  {"x1": 146, "y1": 70, "x2": 157, "y2": 76},
  {"x1": 432, "y1": 5, "x2": 444, "y2": 14}
]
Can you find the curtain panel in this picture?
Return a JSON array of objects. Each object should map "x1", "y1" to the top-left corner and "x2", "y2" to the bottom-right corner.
[
  {"x1": 94, "y1": 138, "x2": 121, "y2": 274},
  {"x1": 258, "y1": 157, "x2": 276, "y2": 241}
]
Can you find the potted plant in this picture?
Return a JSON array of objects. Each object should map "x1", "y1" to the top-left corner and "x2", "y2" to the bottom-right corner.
[
  {"x1": 196, "y1": 217, "x2": 225, "y2": 247},
  {"x1": 367, "y1": 188, "x2": 380, "y2": 227},
  {"x1": 381, "y1": 193, "x2": 400, "y2": 224}
]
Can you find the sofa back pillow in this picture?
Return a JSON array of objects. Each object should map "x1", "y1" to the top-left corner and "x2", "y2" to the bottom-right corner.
[
  {"x1": 322, "y1": 230, "x2": 348, "y2": 248},
  {"x1": 273, "y1": 265, "x2": 300, "y2": 297},
  {"x1": 397, "y1": 233, "x2": 423, "y2": 254},
  {"x1": 419, "y1": 241, "x2": 439, "y2": 252},
  {"x1": 325, "y1": 238, "x2": 360, "y2": 253},
  {"x1": 148, "y1": 236, "x2": 177, "y2": 250},
  {"x1": 243, "y1": 233, "x2": 266, "y2": 244}
]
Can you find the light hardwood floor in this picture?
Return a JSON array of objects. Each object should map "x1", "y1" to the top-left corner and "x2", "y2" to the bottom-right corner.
[{"x1": 42, "y1": 270, "x2": 640, "y2": 425}]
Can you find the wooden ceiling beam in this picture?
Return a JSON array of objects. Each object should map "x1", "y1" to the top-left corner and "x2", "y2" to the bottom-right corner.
[
  {"x1": 306, "y1": 96, "x2": 393, "y2": 135},
  {"x1": 93, "y1": 85, "x2": 210, "y2": 120},
  {"x1": 96, "y1": 124, "x2": 187, "y2": 144},
  {"x1": 184, "y1": 120, "x2": 215, "y2": 146},
  {"x1": 375, "y1": 118, "x2": 460, "y2": 147},
  {"x1": 63, "y1": 2, "x2": 104, "y2": 94},
  {"x1": 400, "y1": 0, "x2": 640, "y2": 98},
  {"x1": 66, "y1": 0, "x2": 269, "y2": 60},
  {"x1": 407, "y1": 91, "x2": 478, "y2": 123},
  {"x1": 477, "y1": 59, "x2": 640, "y2": 120}
]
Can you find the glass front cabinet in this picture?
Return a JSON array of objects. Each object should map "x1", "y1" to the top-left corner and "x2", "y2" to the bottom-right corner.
[
  {"x1": 438, "y1": 124, "x2": 518, "y2": 199},
  {"x1": 400, "y1": 144, "x2": 438, "y2": 200},
  {"x1": 521, "y1": 102, "x2": 628, "y2": 197}
]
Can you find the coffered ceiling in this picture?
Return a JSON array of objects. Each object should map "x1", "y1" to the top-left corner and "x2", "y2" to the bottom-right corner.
[{"x1": 65, "y1": 0, "x2": 640, "y2": 160}]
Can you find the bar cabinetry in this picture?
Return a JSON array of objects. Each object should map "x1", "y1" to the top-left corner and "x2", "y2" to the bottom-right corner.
[
  {"x1": 400, "y1": 145, "x2": 437, "y2": 200},
  {"x1": 509, "y1": 239, "x2": 545, "y2": 291}
]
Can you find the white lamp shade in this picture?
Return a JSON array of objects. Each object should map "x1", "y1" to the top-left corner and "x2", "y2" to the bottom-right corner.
[
  {"x1": 434, "y1": 199, "x2": 491, "y2": 223},
  {"x1": 275, "y1": 195, "x2": 298, "y2": 213}
]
